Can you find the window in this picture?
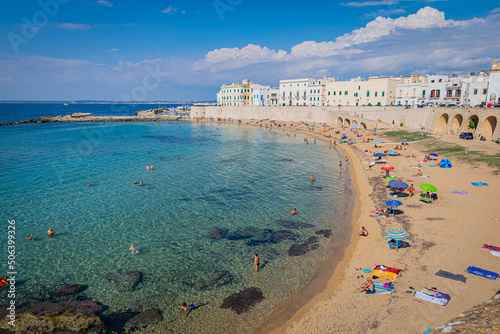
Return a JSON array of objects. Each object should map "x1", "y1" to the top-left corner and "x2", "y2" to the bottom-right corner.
[
  {"x1": 367, "y1": 91, "x2": 370, "y2": 97},
  {"x1": 345, "y1": 91, "x2": 348, "y2": 95},
  {"x1": 431, "y1": 90, "x2": 440, "y2": 98},
  {"x1": 474, "y1": 89, "x2": 478, "y2": 95},
  {"x1": 358, "y1": 86, "x2": 361, "y2": 90},
  {"x1": 375, "y1": 92, "x2": 378, "y2": 97},
  {"x1": 483, "y1": 89, "x2": 487, "y2": 95},
  {"x1": 334, "y1": 92, "x2": 336, "y2": 96},
  {"x1": 422, "y1": 90, "x2": 425, "y2": 97},
  {"x1": 456, "y1": 90, "x2": 461, "y2": 98},
  {"x1": 310, "y1": 90, "x2": 312, "y2": 93},
  {"x1": 339, "y1": 91, "x2": 342, "y2": 96},
  {"x1": 439, "y1": 79, "x2": 442, "y2": 83},
  {"x1": 328, "y1": 92, "x2": 331, "y2": 96},
  {"x1": 446, "y1": 90, "x2": 453, "y2": 98},
  {"x1": 431, "y1": 80, "x2": 435, "y2": 83}
]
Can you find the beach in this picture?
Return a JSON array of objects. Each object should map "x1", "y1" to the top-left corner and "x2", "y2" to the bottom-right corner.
[{"x1": 237, "y1": 120, "x2": 500, "y2": 333}]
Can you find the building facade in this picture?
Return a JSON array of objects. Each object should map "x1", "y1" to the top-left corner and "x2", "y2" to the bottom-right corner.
[
  {"x1": 279, "y1": 78, "x2": 313, "y2": 106},
  {"x1": 486, "y1": 59, "x2": 500, "y2": 104},
  {"x1": 252, "y1": 84, "x2": 271, "y2": 106},
  {"x1": 395, "y1": 75, "x2": 428, "y2": 107},
  {"x1": 324, "y1": 76, "x2": 400, "y2": 106},
  {"x1": 219, "y1": 79, "x2": 254, "y2": 106},
  {"x1": 461, "y1": 73, "x2": 488, "y2": 107},
  {"x1": 269, "y1": 88, "x2": 279, "y2": 106}
]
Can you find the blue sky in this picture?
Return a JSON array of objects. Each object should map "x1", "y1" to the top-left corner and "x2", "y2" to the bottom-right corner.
[{"x1": 1, "y1": 0, "x2": 499, "y2": 101}]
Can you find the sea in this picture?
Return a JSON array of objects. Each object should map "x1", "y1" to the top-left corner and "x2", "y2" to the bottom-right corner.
[{"x1": 0, "y1": 104, "x2": 350, "y2": 333}]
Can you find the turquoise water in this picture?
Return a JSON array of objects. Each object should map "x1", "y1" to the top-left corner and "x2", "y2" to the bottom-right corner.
[{"x1": 0, "y1": 120, "x2": 347, "y2": 333}]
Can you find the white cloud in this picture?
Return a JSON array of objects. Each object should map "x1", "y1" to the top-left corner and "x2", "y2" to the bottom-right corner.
[
  {"x1": 162, "y1": 6, "x2": 177, "y2": 14},
  {"x1": 182, "y1": 10, "x2": 186, "y2": 14},
  {"x1": 109, "y1": 48, "x2": 118, "y2": 52},
  {"x1": 341, "y1": 0, "x2": 447, "y2": 7},
  {"x1": 96, "y1": 0, "x2": 113, "y2": 7},
  {"x1": 57, "y1": 23, "x2": 91, "y2": 30},
  {"x1": 490, "y1": 7, "x2": 500, "y2": 14}
]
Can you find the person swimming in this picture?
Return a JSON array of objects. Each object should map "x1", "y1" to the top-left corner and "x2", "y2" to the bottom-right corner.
[
  {"x1": 129, "y1": 244, "x2": 139, "y2": 254},
  {"x1": 181, "y1": 302, "x2": 208, "y2": 317},
  {"x1": 291, "y1": 208, "x2": 296, "y2": 215},
  {"x1": 47, "y1": 228, "x2": 55, "y2": 237}
]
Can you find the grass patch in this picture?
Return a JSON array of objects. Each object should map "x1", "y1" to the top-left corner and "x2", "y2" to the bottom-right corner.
[{"x1": 382, "y1": 130, "x2": 500, "y2": 174}]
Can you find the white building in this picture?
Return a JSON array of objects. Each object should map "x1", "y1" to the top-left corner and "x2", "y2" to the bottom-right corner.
[
  {"x1": 280, "y1": 78, "x2": 313, "y2": 106},
  {"x1": 324, "y1": 76, "x2": 400, "y2": 106},
  {"x1": 486, "y1": 59, "x2": 500, "y2": 105},
  {"x1": 252, "y1": 84, "x2": 271, "y2": 106},
  {"x1": 395, "y1": 75, "x2": 428, "y2": 107},
  {"x1": 425, "y1": 75, "x2": 449, "y2": 106},
  {"x1": 307, "y1": 77, "x2": 335, "y2": 106},
  {"x1": 461, "y1": 73, "x2": 488, "y2": 107},
  {"x1": 269, "y1": 88, "x2": 279, "y2": 106}
]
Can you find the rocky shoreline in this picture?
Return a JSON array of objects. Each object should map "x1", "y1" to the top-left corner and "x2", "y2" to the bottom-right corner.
[{"x1": 0, "y1": 115, "x2": 185, "y2": 127}]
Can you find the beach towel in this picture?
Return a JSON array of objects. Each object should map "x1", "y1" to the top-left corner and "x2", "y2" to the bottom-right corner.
[
  {"x1": 368, "y1": 282, "x2": 396, "y2": 295},
  {"x1": 418, "y1": 175, "x2": 431, "y2": 178},
  {"x1": 482, "y1": 244, "x2": 500, "y2": 252},
  {"x1": 362, "y1": 269, "x2": 372, "y2": 273},
  {"x1": 452, "y1": 191, "x2": 468, "y2": 195},
  {"x1": 414, "y1": 288, "x2": 451, "y2": 306},
  {"x1": 491, "y1": 251, "x2": 500, "y2": 257},
  {"x1": 435, "y1": 270, "x2": 467, "y2": 283},
  {"x1": 428, "y1": 165, "x2": 437, "y2": 167},
  {"x1": 471, "y1": 182, "x2": 489, "y2": 186},
  {"x1": 412, "y1": 166, "x2": 422, "y2": 169},
  {"x1": 370, "y1": 270, "x2": 398, "y2": 282},
  {"x1": 466, "y1": 266, "x2": 499, "y2": 280},
  {"x1": 374, "y1": 265, "x2": 401, "y2": 274}
]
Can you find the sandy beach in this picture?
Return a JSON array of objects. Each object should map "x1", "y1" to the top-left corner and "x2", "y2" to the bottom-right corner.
[{"x1": 196, "y1": 118, "x2": 500, "y2": 333}]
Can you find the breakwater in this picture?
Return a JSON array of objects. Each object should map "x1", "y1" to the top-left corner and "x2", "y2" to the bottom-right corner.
[{"x1": 0, "y1": 115, "x2": 185, "y2": 126}]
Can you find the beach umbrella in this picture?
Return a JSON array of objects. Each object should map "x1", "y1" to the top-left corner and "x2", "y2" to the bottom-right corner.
[
  {"x1": 439, "y1": 159, "x2": 452, "y2": 168},
  {"x1": 420, "y1": 183, "x2": 437, "y2": 192},
  {"x1": 429, "y1": 153, "x2": 439, "y2": 157},
  {"x1": 388, "y1": 180, "x2": 408, "y2": 189},
  {"x1": 373, "y1": 153, "x2": 386, "y2": 157},
  {"x1": 375, "y1": 140, "x2": 382, "y2": 144},
  {"x1": 381, "y1": 165, "x2": 394, "y2": 171},
  {"x1": 385, "y1": 228, "x2": 410, "y2": 240},
  {"x1": 386, "y1": 200, "x2": 403, "y2": 207},
  {"x1": 387, "y1": 151, "x2": 398, "y2": 156}
]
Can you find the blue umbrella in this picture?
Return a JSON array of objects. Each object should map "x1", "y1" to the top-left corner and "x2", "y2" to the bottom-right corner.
[
  {"x1": 386, "y1": 200, "x2": 403, "y2": 206},
  {"x1": 388, "y1": 180, "x2": 408, "y2": 189},
  {"x1": 373, "y1": 153, "x2": 386, "y2": 157},
  {"x1": 429, "y1": 153, "x2": 439, "y2": 157},
  {"x1": 387, "y1": 151, "x2": 398, "y2": 156},
  {"x1": 440, "y1": 159, "x2": 452, "y2": 168},
  {"x1": 375, "y1": 140, "x2": 382, "y2": 144}
]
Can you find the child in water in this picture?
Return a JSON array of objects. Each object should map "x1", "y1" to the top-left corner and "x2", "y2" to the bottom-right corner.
[{"x1": 129, "y1": 244, "x2": 140, "y2": 254}]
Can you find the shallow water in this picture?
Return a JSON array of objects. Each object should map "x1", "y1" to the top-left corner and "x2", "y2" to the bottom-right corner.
[{"x1": 0, "y1": 121, "x2": 347, "y2": 333}]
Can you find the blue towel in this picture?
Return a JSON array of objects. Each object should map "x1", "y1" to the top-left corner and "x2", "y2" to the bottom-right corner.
[
  {"x1": 428, "y1": 165, "x2": 437, "y2": 167},
  {"x1": 471, "y1": 182, "x2": 489, "y2": 186},
  {"x1": 466, "y1": 266, "x2": 498, "y2": 280}
]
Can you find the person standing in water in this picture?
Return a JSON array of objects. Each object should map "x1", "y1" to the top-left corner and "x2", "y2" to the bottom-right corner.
[
  {"x1": 254, "y1": 254, "x2": 260, "y2": 271},
  {"x1": 310, "y1": 175, "x2": 315, "y2": 182}
]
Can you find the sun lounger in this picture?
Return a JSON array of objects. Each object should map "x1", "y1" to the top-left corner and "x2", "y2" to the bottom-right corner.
[{"x1": 466, "y1": 266, "x2": 499, "y2": 280}]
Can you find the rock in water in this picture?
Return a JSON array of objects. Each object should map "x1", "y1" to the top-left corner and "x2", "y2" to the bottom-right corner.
[
  {"x1": 106, "y1": 271, "x2": 141, "y2": 292},
  {"x1": 206, "y1": 227, "x2": 227, "y2": 239},
  {"x1": 220, "y1": 287, "x2": 264, "y2": 314},
  {"x1": 274, "y1": 230, "x2": 294, "y2": 242},
  {"x1": 51, "y1": 284, "x2": 84, "y2": 297},
  {"x1": 288, "y1": 243, "x2": 309, "y2": 256},
  {"x1": 125, "y1": 309, "x2": 163, "y2": 330},
  {"x1": 276, "y1": 220, "x2": 314, "y2": 229},
  {"x1": 315, "y1": 229, "x2": 333, "y2": 238},
  {"x1": 194, "y1": 270, "x2": 232, "y2": 291}
]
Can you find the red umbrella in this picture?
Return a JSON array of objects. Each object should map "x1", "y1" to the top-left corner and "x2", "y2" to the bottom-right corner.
[{"x1": 381, "y1": 165, "x2": 394, "y2": 171}]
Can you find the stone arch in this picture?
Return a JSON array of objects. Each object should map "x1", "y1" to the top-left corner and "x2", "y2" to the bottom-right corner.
[
  {"x1": 344, "y1": 119, "x2": 351, "y2": 127},
  {"x1": 337, "y1": 117, "x2": 343, "y2": 125},
  {"x1": 479, "y1": 116, "x2": 497, "y2": 140},
  {"x1": 437, "y1": 113, "x2": 449, "y2": 132},
  {"x1": 464, "y1": 115, "x2": 479, "y2": 135},
  {"x1": 450, "y1": 114, "x2": 463, "y2": 134},
  {"x1": 360, "y1": 122, "x2": 367, "y2": 130},
  {"x1": 352, "y1": 120, "x2": 358, "y2": 129}
]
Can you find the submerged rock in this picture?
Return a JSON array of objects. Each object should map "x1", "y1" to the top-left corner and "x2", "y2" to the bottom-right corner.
[
  {"x1": 226, "y1": 227, "x2": 259, "y2": 240},
  {"x1": 288, "y1": 236, "x2": 320, "y2": 256},
  {"x1": 106, "y1": 271, "x2": 141, "y2": 292},
  {"x1": 244, "y1": 229, "x2": 275, "y2": 246},
  {"x1": 315, "y1": 229, "x2": 333, "y2": 238},
  {"x1": 194, "y1": 270, "x2": 232, "y2": 291},
  {"x1": 274, "y1": 230, "x2": 295, "y2": 242},
  {"x1": 51, "y1": 284, "x2": 84, "y2": 297},
  {"x1": 206, "y1": 227, "x2": 227, "y2": 240},
  {"x1": 276, "y1": 220, "x2": 314, "y2": 229},
  {"x1": 305, "y1": 236, "x2": 319, "y2": 244},
  {"x1": 220, "y1": 287, "x2": 265, "y2": 314},
  {"x1": 125, "y1": 308, "x2": 163, "y2": 330}
]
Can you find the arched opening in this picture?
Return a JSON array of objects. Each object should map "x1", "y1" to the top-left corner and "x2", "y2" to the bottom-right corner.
[
  {"x1": 450, "y1": 114, "x2": 463, "y2": 134},
  {"x1": 337, "y1": 117, "x2": 343, "y2": 125},
  {"x1": 352, "y1": 120, "x2": 358, "y2": 129},
  {"x1": 344, "y1": 119, "x2": 351, "y2": 127},
  {"x1": 437, "y1": 113, "x2": 449, "y2": 132},
  {"x1": 360, "y1": 122, "x2": 367, "y2": 130},
  {"x1": 464, "y1": 115, "x2": 479, "y2": 135},
  {"x1": 479, "y1": 116, "x2": 497, "y2": 140}
]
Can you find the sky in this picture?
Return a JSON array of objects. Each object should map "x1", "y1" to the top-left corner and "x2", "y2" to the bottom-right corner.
[{"x1": 1, "y1": 0, "x2": 499, "y2": 101}]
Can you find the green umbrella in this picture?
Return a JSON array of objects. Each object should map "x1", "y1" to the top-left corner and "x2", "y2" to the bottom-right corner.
[{"x1": 420, "y1": 183, "x2": 437, "y2": 192}]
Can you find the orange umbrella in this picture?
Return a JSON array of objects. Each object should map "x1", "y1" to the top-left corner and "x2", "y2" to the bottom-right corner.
[{"x1": 381, "y1": 165, "x2": 394, "y2": 171}]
